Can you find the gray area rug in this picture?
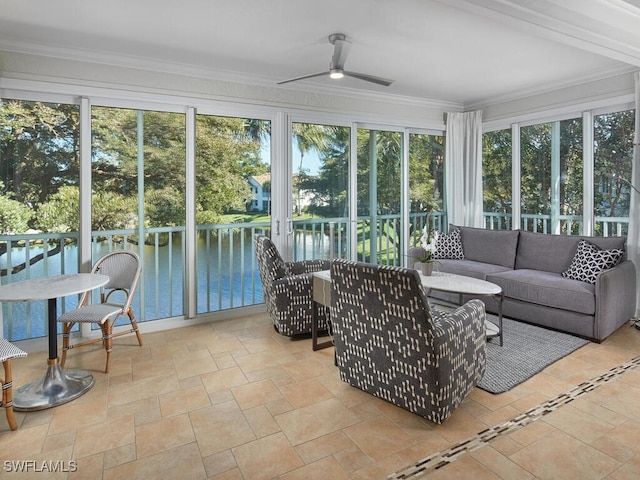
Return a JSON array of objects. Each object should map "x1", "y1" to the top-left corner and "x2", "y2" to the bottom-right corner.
[{"x1": 479, "y1": 316, "x2": 589, "y2": 394}]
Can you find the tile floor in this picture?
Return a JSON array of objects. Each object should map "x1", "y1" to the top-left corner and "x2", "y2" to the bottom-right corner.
[{"x1": 1, "y1": 313, "x2": 640, "y2": 480}]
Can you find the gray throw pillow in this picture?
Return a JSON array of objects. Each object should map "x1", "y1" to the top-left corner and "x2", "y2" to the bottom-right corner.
[
  {"x1": 432, "y1": 228, "x2": 465, "y2": 260},
  {"x1": 561, "y1": 239, "x2": 623, "y2": 284}
]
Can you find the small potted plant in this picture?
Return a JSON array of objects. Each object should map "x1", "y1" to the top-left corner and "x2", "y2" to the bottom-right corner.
[{"x1": 411, "y1": 225, "x2": 437, "y2": 276}]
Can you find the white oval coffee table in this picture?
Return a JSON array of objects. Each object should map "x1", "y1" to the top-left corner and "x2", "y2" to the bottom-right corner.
[{"x1": 419, "y1": 271, "x2": 504, "y2": 346}]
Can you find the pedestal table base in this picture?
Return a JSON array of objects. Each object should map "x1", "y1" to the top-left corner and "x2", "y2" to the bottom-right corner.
[{"x1": 13, "y1": 360, "x2": 94, "y2": 411}]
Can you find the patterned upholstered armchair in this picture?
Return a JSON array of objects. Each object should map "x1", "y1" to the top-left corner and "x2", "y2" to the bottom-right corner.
[
  {"x1": 330, "y1": 259, "x2": 486, "y2": 424},
  {"x1": 255, "y1": 234, "x2": 331, "y2": 336}
]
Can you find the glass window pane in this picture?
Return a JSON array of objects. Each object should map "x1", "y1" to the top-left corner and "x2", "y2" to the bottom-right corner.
[
  {"x1": 195, "y1": 115, "x2": 270, "y2": 313},
  {"x1": 594, "y1": 109, "x2": 635, "y2": 236},
  {"x1": 92, "y1": 106, "x2": 186, "y2": 322},
  {"x1": 357, "y1": 129, "x2": 402, "y2": 265},
  {"x1": 291, "y1": 122, "x2": 350, "y2": 261},
  {"x1": 408, "y1": 132, "x2": 445, "y2": 245},
  {"x1": 482, "y1": 129, "x2": 512, "y2": 230},
  {"x1": 1, "y1": 99, "x2": 80, "y2": 340},
  {"x1": 520, "y1": 118, "x2": 582, "y2": 234}
]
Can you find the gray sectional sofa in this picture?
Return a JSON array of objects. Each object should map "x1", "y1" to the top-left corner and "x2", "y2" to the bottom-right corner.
[{"x1": 411, "y1": 226, "x2": 637, "y2": 342}]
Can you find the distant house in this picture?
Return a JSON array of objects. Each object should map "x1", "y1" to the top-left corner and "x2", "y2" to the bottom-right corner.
[{"x1": 249, "y1": 174, "x2": 271, "y2": 212}]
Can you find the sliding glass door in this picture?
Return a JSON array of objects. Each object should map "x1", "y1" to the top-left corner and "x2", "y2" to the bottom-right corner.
[
  {"x1": 356, "y1": 128, "x2": 403, "y2": 265},
  {"x1": 290, "y1": 122, "x2": 350, "y2": 261}
]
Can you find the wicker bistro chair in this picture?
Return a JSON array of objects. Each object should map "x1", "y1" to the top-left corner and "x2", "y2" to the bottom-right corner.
[
  {"x1": 254, "y1": 234, "x2": 331, "y2": 337},
  {"x1": 330, "y1": 259, "x2": 487, "y2": 424},
  {"x1": 0, "y1": 338, "x2": 27, "y2": 431},
  {"x1": 57, "y1": 251, "x2": 143, "y2": 373}
]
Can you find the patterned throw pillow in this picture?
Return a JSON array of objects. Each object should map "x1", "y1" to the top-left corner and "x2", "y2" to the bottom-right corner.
[
  {"x1": 432, "y1": 228, "x2": 465, "y2": 260},
  {"x1": 562, "y1": 239, "x2": 624, "y2": 284}
]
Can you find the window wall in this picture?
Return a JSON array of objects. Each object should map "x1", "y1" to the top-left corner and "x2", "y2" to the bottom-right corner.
[
  {"x1": 1, "y1": 83, "x2": 635, "y2": 343},
  {"x1": 483, "y1": 108, "x2": 635, "y2": 236}
]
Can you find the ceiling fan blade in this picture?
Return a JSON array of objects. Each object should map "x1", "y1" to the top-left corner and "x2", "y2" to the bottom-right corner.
[
  {"x1": 277, "y1": 71, "x2": 329, "y2": 85},
  {"x1": 343, "y1": 71, "x2": 394, "y2": 87},
  {"x1": 331, "y1": 38, "x2": 351, "y2": 69}
]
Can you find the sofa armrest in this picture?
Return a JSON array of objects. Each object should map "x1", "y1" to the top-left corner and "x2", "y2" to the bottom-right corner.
[
  {"x1": 286, "y1": 259, "x2": 331, "y2": 275},
  {"x1": 594, "y1": 260, "x2": 637, "y2": 341},
  {"x1": 430, "y1": 299, "x2": 487, "y2": 392}
]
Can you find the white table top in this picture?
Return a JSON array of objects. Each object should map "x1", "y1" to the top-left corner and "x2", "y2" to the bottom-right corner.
[
  {"x1": 0, "y1": 273, "x2": 109, "y2": 302},
  {"x1": 313, "y1": 270, "x2": 331, "y2": 281},
  {"x1": 419, "y1": 271, "x2": 502, "y2": 296}
]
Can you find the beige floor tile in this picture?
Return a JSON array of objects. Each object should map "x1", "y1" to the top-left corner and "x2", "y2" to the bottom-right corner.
[
  {"x1": 334, "y1": 444, "x2": 374, "y2": 473},
  {"x1": 242, "y1": 404, "x2": 281, "y2": 438},
  {"x1": 231, "y1": 378, "x2": 283, "y2": 409},
  {"x1": 343, "y1": 415, "x2": 414, "y2": 461},
  {"x1": 103, "y1": 443, "x2": 136, "y2": 469},
  {"x1": 158, "y1": 384, "x2": 211, "y2": 417},
  {"x1": 280, "y1": 455, "x2": 351, "y2": 480},
  {"x1": 200, "y1": 366, "x2": 248, "y2": 394},
  {"x1": 74, "y1": 414, "x2": 135, "y2": 459},
  {"x1": 107, "y1": 374, "x2": 180, "y2": 407},
  {"x1": 189, "y1": 400, "x2": 256, "y2": 457},
  {"x1": 234, "y1": 349, "x2": 299, "y2": 373},
  {"x1": 135, "y1": 413, "x2": 195, "y2": 458},
  {"x1": 48, "y1": 397, "x2": 108, "y2": 435},
  {"x1": 470, "y1": 444, "x2": 536, "y2": 479},
  {"x1": 279, "y1": 377, "x2": 335, "y2": 408},
  {"x1": 509, "y1": 429, "x2": 620, "y2": 480},
  {"x1": 233, "y1": 431, "x2": 304, "y2": 479},
  {"x1": 422, "y1": 453, "x2": 501, "y2": 479},
  {"x1": 172, "y1": 348, "x2": 218, "y2": 379},
  {"x1": 542, "y1": 403, "x2": 616, "y2": 443},
  {"x1": 202, "y1": 449, "x2": 238, "y2": 478},
  {"x1": 295, "y1": 431, "x2": 356, "y2": 464},
  {"x1": 349, "y1": 453, "x2": 412, "y2": 480},
  {"x1": 276, "y1": 398, "x2": 361, "y2": 446},
  {"x1": 104, "y1": 442, "x2": 206, "y2": 480},
  {"x1": 0, "y1": 423, "x2": 50, "y2": 458}
]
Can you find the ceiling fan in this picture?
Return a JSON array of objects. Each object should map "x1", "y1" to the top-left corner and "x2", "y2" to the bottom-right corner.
[{"x1": 277, "y1": 33, "x2": 394, "y2": 87}]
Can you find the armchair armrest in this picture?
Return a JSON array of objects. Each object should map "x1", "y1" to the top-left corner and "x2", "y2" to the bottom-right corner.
[{"x1": 430, "y1": 299, "x2": 487, "y2": 394}]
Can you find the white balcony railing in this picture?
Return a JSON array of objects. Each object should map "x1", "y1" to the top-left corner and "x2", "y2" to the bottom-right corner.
[{"x1": 1, "y1": 212, "x2": 629, "y2": 342}]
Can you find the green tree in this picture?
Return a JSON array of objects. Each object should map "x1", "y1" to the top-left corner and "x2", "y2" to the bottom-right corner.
[
  {"x1": 0, "y1": 182, "x2": 33, "y2": 234},
  {"x1": 0, "y1": 100, "x2": 79, "y2": 206}
]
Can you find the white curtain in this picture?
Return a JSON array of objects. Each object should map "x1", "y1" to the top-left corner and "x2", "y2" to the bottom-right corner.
[
  {"x1": 445, "y1": 110, "x2": 484, "y2": 228},
  {"x1": 630, "y1": 71, "x2": 640, "y2": 317}
]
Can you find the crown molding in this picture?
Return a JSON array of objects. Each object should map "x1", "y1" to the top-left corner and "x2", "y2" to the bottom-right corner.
[
  {"x1": 465, "y1": 64, "x2": 638, "y2": 111},
  {"x1": 0, "y1": 38, "x2": 461, "y2": 113},
  {"x1": 448, "y1": 0, "x2": 640, "y2": 67}
]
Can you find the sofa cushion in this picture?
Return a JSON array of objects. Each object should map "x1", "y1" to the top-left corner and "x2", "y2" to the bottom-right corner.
[
  {"x1": 487, "y1": 269, "x2": 595, "y2": 315},
  {"x1": 562, "y1": 239, "x2": 624, "y2": 284},
  {"x1": 456, "y1": 225, "x2": 519, "y2": 268},
  {"x1": 515, "y1": 231, "x2": 626, "y2": 274},
  {"x1": 435, "y1": 259, "x2": 513, "y2": 280},
  {"x1": 432, "y1": 228, "x2": 465, "y2": 260}
]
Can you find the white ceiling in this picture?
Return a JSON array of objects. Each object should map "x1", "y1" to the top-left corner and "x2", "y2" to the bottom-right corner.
[{"x1": 1, "y1": 0, "x2": 639, "y2": 108}]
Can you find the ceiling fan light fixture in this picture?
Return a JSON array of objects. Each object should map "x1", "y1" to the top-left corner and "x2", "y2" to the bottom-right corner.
[{"x1": 329, "y1": 68, "x2": 344, "y2": 79}]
